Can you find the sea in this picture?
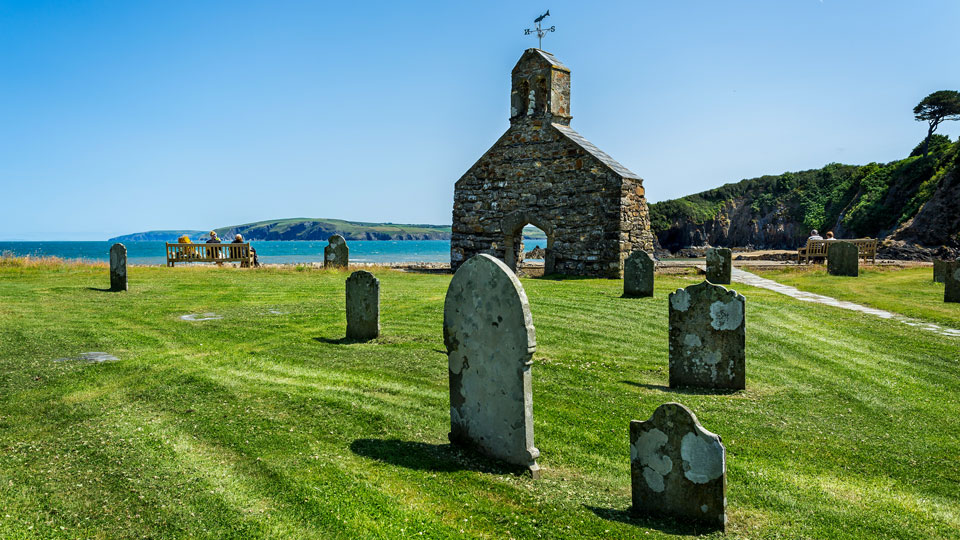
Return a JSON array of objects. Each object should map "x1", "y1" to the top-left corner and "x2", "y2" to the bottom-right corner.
[{"x1": 0, "y1": 238, "x2": 548, "y2": 265}]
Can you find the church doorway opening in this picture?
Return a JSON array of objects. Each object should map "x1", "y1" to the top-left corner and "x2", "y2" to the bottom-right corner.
[{"x1": 504, "y1": 223, "x2": 554, "y2": 275}]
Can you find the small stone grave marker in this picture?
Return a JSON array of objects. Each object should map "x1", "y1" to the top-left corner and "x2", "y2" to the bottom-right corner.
[
  {"x1": 54, "y1": 352, "x2": 119, "y2": 363},
  {"x1": 444, "y1": 254, "x2": 540, "y2": 477},
  {"x1": 945, "y1": 261, "x2": 960, "y2": 303},
  {"x1": 180, "y1": 313, "x2": 223, "y2": 322},
  {"x1": 346, "y1": 270, "x2": 380, "y2": 340},
  {"x1": 705, "y1": 248, "x2": 731, "y2": 284},
  {"x1": 933, "y1": 260, "x2": 948, "y2": 283},
  {"x1": 623, "y1": 250, "x2": 655, "y2": 298},
  {"x1": 668, "y1": 281, "x2": 745, "y2": 390},
  {"x1": 324, "y1": 235, "x2": 349, "y2": 269},
  {"x1": 110, "y1": 243, "x2": 127, "y2": 291},
  {"x1": 827, "y1": 241, "x2": 859, "y2": 277},
  {"x1": 630, "y1": 402, "x2": 726, "y2": 530}
]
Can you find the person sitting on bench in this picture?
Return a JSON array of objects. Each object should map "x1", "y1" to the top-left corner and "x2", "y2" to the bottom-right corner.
[{"x1": 231, "y1": 234, "x2": 260, "y2": 268}]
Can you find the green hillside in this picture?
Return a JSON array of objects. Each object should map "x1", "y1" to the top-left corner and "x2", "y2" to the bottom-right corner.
[
  {"x1": 112, "y1": 219, "x2": 452, "y2": 243},
  {"x1": 650, "y1": 136, "x2": 960, "y2": 252}
]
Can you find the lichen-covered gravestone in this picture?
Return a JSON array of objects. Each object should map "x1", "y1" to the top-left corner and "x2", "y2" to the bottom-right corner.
[
  {"x1": 668, "y1": 281, "x2": 745, "y2": 390},
  {"x1": 345, "y1": 270, "x2": 380, "y2": 340},
  {"x1": 705, "y1": 248, "x2": 731, "y2": 285},
  {"x1": 827, "y1": 241, "x2": 859, "y2": 277},
  {"x1": 324, "y1": 235, "x2": 349, "y2": 269},
  {"x1": 109, "y1": 243, "x2": 127, "y2": 291},
  {"x1": 630, "y1": 403, "x2": 726, "y2": 530},
  {"x1": 933, "y1": 260, "x2": 947, "y2": 283},
  {"x1": 945, "y1": 261, "x2": 960, "y2": 303},
  {"x1": 443, "y1": 254, "x2": 540, "y2": 477},
  {"x1": 623, "y1": 250, "x2": 655, "y2": 298}
]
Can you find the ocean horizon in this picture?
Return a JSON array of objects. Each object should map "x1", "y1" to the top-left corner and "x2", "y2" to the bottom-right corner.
[{"x1": 0, "y1": 238, "x2": 549, "y2": 265}]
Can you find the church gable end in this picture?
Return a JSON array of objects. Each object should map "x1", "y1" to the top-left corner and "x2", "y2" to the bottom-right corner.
[{"x1": 451, "y1": 49, "x2": 653, "y2": 277}]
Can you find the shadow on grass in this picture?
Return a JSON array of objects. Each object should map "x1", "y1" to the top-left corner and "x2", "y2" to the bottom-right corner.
[
  {"x1": 585, "y1": 506, "x2": 718, "y2": 536},
  {"x1": 621, "y1": 380, "x2": 741, "y2": 396},
  {"x1": 350, "y1": 438, "x2": 527, "y2": 476},
  {"x1": 313, "y1": 336, "x2": 368, "y2": 345},
  {"x1": 532, "y1": 273, "x2": 598, "y2": 281},
  {"x1": 86, "y1": 287, "x2": 120, "y2": 292}
]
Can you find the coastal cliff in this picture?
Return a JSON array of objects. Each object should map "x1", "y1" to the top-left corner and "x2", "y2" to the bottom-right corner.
[{"x1": 650, "y1": 138, "x2": 960, "y2": 258}]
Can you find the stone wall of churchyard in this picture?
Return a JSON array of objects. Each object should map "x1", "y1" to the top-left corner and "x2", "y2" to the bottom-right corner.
[{"x1": 451, "y1": 117, "x2": 653, "y2": 278}]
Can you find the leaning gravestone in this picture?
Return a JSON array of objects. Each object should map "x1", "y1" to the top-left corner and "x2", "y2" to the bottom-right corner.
[
  {"x1": 668, "y1": 281, "x2": 745, "y2": 390},
  {"x1": 345, "y1": 270, "x2": 380, "y2": 340},
  {"x1": 623, "y1": 250, "x2": 655, "y2": 298},
  {"x1": 705, "y1": 248, "x2": 731, "y2": 285},
  {"x1": 945, "y1": 261, "x2": 960, "y2": 303},
  {"x1": 109, "y1": 243, "x2": 127, "y2": 291},
  {"x1": 933, "y1": 260, "x2": 947, "y2": 283},
  {"x1": 444, "y1": 254, "x2": 540, "y2": 477},
  {"x1": 630, "y1": 402, "x2": 726, "y2": 530},
  {"x1": 324, "y1": 235, "x2": 349, "y2": 269},
  {"x1": 827, "y1": 241, "x2": 859, "y2": 277}
]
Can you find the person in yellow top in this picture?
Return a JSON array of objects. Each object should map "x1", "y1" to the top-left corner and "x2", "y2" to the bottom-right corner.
[{"x1": 177, "y1": 234, "x2": 196, "y2": 257}]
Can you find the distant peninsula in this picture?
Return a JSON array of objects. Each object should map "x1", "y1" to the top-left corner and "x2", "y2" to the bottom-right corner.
[{"x1": 109, "y1": 218, "x2": 452, "y2": 243}]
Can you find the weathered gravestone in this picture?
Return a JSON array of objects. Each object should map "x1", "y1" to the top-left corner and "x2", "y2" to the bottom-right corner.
[
  {"x1": 443, "y1": 254, "x2": 540, "y2": 477},
  {"x1": 705, "y1": 248, "x2": 731, "y2": 285},
  {"x1": 345, "y1": 270, "x2": 380, "y2": 340},
  {"x1": 324, "y1": 235, "x2": 349, "y2": 269},
  {"x1": 827, "y1": 241, "x2": 858, "y2": 277},
  {"x1": 109, "y1": 243, "x2": 127, "y2": 291},
  {"x1": 624, "y1": 250, "x2": 655, "y2": 298},
  {"x1": 933, "y1": 260, "x2": 947, "y2": 283},
  {"x1": 668, "y1": 281, "x2": 745, "y2": 390},
  {"x1": 945, "y1": 261, "x2": 960, "y2": 303},
  {"x1": 630, "y1": 402, "x2": 726, "y2": 530}
]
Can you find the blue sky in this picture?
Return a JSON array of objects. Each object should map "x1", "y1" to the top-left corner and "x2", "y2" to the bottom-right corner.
[{"x1": 1, "y1": 0, "x2": 958, "y2": 240}]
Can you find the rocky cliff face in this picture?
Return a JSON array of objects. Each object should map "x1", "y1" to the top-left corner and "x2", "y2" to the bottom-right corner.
[{"x1": 656, "y1": 199, "x2": 808, "y2": 252}]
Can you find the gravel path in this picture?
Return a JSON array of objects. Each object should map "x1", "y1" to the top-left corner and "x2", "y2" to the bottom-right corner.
[{"x1": 731, "y1": 268, "x2": 960, "y2": 338}]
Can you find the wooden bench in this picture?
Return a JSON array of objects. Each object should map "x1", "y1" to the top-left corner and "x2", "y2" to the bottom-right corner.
[
  {"x1": 797, "y1": 238, "x2": 877, "y2": 264},
  {"x1": 166, "y1": 242, "x2": 254, "y2": 267}
]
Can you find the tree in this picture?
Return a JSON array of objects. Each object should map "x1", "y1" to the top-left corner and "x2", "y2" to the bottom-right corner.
[{"x1": 914, "y1": 90, "x2": 960, "y2": 157}]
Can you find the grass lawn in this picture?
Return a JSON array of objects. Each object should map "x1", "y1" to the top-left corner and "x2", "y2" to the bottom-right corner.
[
  {"x1": 0, "y1": 261, "x2": 958, "y2": 539},
  {"x1": 753, "y1": 265, "x2": 960, "y2": 329}
]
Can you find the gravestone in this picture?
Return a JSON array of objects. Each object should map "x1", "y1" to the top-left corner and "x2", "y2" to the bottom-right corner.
[
  {"x1": 827, "y1": 241, "x2": 858, "y2": 277},
  {"x1": 345, "y1": 270, "x2": 380, "y2": 340},
  {"x1": 324, "y1": 235, "x2": 349, "y2": 269},
  {"x1": 623, "y1": 250, "x2": 655, "y2": 298},
  {"x1": 630, "y1": 402, "x2": 726, "y2": 530},
  {"x1": 109, "y1": 243, "x2": 127, "y2": 291},
  {"x1": 668, "y1": 281, "x2": 745, "y2": 390},
  {"x1": 443, "y1": 254, "x2": 540, "y2": 477},
  {"x1": 705, "y1": 248, "x2": 731, "y2": 285},
  {"x1": 933, "y1": 260, "x2": 947, "y2": 283},
  {"x1": 945, "y1": 261, "x2": 960, "y2": 303}
]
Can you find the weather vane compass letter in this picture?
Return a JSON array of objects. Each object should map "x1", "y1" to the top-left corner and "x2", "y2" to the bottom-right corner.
[{"x1": 524, "y1": 10, "x2": 555, "y2": 50}]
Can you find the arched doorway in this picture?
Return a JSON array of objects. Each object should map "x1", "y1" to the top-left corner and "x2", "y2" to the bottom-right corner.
[{"x1": 501, "y1": 212, "x2": 555, "y2": 275}]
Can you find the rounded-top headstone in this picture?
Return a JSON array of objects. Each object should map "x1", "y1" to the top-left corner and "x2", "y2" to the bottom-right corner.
[
  {"x1": 827, "y1": 241, "x2": 859, "y2": 277},
  {"x1": 630, "y1": 402, "x2": 726, "y2": 530},
  {"x1": 668, "y1": 281, "x2": 745, "y2": 390},
  {"x1": 324, "y1": 234, "x2": 349, "y2": 269},
  {"x1": 624, "y1": 250, "x2": 655, "y2": 298},
  {"x1": 345, "y1": 270, "x2": 380, "y2": 340},
  {"x1": 109, "y1": 243, "x2": 127, "y2": 291},
  {"x1": 443, "y1": 254, "x2": 540, "y2": 477},
  {"x1": 705, "y1": 248, "x2": 731, "y2": 285}
]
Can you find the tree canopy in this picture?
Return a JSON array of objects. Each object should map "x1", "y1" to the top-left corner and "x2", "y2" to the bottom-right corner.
[{"x1": 914, "y1": 90, "x2": 960, "y2": 156}]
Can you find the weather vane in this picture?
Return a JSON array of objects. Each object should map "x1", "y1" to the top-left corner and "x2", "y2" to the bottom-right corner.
[{"x1": 524, "y1": 10, "x2": 555, "y2": 50}]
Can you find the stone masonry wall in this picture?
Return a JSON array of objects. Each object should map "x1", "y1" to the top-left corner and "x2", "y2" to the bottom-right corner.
[{"x1": 451, "y1": 119, "x2": 652, "y2": 277}]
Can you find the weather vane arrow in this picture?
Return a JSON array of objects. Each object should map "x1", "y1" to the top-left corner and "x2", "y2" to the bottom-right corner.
[{"x1": 524, "y1": 10, "x2": 555, "y2": 50}]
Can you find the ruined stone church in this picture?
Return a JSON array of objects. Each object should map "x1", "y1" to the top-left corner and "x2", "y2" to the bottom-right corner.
[{"x1": 451, "y1": 48, "x2": 654, "y2": 277}]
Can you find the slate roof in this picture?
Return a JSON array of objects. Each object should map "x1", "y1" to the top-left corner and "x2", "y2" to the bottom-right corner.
[
  {"x1": 531, "y1": 49, "x2": 569, "y2": 72},
  {"x1": 552, "y1": 123, "x2": 640, "y2": 179}
]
